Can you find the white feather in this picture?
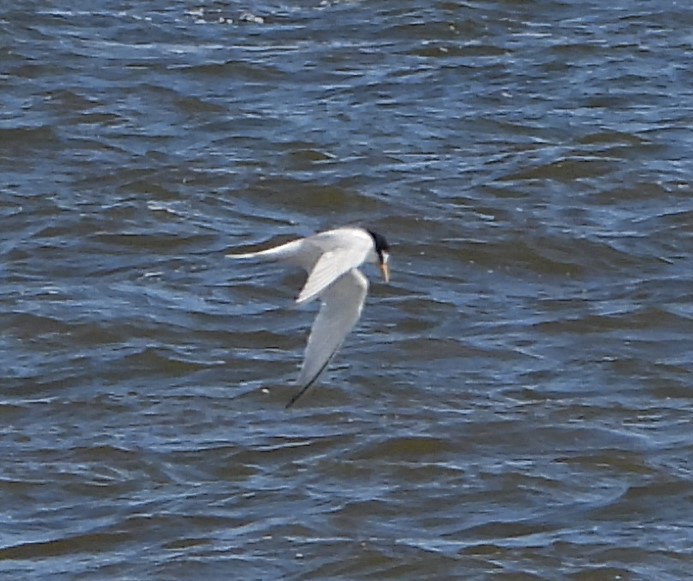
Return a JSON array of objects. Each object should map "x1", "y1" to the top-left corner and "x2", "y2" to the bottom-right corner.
[
  {"x1": 228, "y1": 226, "x2": 385, "y2": 407},
  {"x1": 287, "y1": 269, "x2": 368, "y2": 407}
]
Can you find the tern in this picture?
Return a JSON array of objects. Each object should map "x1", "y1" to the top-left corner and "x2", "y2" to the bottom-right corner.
[{"x1": 227, "y1": 226, "x2": 390, "y2": 407}]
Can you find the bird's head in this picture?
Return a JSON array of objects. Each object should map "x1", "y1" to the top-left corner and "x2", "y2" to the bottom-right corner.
[{"x1": 366, "y1": 229, "x2": 390, "y2": 283}]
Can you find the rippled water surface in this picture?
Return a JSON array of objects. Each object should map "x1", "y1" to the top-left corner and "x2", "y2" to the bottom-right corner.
[{"x1": 2, "y1": 1, "x2": 692, "y2": 579}]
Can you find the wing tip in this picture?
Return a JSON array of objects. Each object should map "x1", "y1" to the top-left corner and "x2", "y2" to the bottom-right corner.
[
  {"x1": 225, "y1": 252, "x2": 257, "y2": 259},
  {"x1": 295, "y1": 290, "x2": 318, "y2": 305},
  {"x1": 285, "y1": 380, "x2": 315, "y2": 408}
]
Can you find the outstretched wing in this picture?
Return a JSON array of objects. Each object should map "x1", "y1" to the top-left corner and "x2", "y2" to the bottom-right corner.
[
  {"x1": 226, "y1": 238, "x2": 321, "y2": 271},
  {"x1": 295, "y1": 250, "x2": 353, "y2": 305},
  {"x1": 286, "y1": 268, "x2": 369, "y2": 408},
  {"x1": 295, "y1": 234, "x2": 372, "y2": 304},
  {"x1": 227, "y1": 227, "x2": 374, "y2": 297}
]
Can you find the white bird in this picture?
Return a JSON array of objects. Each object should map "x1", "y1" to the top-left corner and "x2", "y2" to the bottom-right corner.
[{"x1": 227, "y1": 226, "x2": 390, "y2": 407}]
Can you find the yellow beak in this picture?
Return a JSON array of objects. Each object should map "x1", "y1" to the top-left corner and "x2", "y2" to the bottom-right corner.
[{"x1": 379, "y1": 261, "x2": 390, "y2": 283}]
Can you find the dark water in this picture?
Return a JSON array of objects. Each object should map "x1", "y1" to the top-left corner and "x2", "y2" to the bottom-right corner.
[{"x1": 2, "y1": 1, "x2": 692, "y2": 579}]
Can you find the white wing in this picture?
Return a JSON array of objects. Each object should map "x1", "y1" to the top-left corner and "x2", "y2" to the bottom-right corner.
[
  {"x1": 227, "y1": 228, "x2": 374, "y2": 291},
  {"x1": 286, "y1": 268, "x2": 369, "y2": 408},
  {"x1": 295, "y1": 231, "x2": 373, "y2": 304},
  {"x1": 296, "y1": 248, "x2": 364, "y2": 305},
  {"x1": 226, "y1": 238, "x2": 321, "y2": 270}
]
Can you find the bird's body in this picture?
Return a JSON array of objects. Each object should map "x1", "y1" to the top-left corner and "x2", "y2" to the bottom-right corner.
[{"x1": 228, "y1": 226, "x2": 390, "y2": 407}]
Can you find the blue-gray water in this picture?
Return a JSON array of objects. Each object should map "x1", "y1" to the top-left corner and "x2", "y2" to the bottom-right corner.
[{"x1": 1, "y1": 1, "x2": 692, "y2": 579}]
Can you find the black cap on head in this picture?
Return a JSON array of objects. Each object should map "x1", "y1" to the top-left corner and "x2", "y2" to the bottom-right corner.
[{"x1": 366, "y1": 229, "x2": 390, "y2": 257}]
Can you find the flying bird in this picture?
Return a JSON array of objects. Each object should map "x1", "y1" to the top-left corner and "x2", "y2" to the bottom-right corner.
[{"x1": 227, "y1": 226, "x2": 390, "y2": 407}]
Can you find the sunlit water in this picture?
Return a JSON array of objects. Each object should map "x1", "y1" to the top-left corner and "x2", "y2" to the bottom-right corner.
[{"x1": 1, "y1": 1, "x2": 692, "y2": 579}]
